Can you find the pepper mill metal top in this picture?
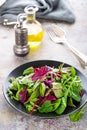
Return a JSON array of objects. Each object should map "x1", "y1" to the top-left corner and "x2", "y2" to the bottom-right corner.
[{"x1": 13, "y1": 20, "x2": 30, "y2": 56}]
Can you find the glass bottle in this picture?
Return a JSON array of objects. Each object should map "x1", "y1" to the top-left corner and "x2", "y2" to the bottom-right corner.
[{"x1": 18, "y1": 6, "x2": 44, "y2": 49}]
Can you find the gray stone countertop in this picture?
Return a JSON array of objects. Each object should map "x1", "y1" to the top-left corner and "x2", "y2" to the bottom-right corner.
[{"x1": 0, "y1": 0, "x2": 87, "y2": 130}]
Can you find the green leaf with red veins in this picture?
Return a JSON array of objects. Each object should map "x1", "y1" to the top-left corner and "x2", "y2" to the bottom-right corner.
[{"x1": 52, "y1": 83, "x2": 63, "y2": 98}]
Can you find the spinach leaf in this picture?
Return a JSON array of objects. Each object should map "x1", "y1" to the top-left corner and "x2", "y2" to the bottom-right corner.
[
  {"x1": 32, "y1": 80, "x2": 40, "y2": 91},
  {"x1": 38, "y1": 101, "x2": 53, "y2": 113},
  {"x1": 25, "y1": 103, "x2": 33, "y2": 112},
  {"x1": 29, "y1": 87, "x2": 39, "y2": 102},
  {"x1": 68, "y1": 97, "x2": 76, "y2": 107},
  {"x1": 69, "y1": 103, "x2": 87, "y2": 122},
  {"x1": 23, "y1": 67, "x2": 34, "y2": 75},
  {"x1": 71, "y1": 91, "x2": 81, "y2": 102},
  {"x1": 53, "y1": 98, "x2": 61, "y2": 111},
  {"x1": 56, "y1": 97, "x2": 67, "y2": 115},
  {"x1": 40, "y1": 83, "x2": 46, "y2": 97}
]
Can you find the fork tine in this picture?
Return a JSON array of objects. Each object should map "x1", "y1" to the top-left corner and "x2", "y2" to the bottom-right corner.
[
  {"x1": 46, "y1": 27, "x2": 56, "y2": 39},
  {"x1": 53, "y1": 25, "x2": 65, "y2": 37},
  {"x1": 46, "y1": 26, "x2": 62, "y2": 43}
]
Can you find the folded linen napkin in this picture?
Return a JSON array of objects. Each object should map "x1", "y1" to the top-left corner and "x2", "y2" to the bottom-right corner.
[{"x1": 0, "y1": 0, "x2": 75, "y2": 24}]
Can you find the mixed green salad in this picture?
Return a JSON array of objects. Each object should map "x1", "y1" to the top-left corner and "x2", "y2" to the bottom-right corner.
[{"x1": 7, "y1": 64, "x2": 84, "y2": 116}]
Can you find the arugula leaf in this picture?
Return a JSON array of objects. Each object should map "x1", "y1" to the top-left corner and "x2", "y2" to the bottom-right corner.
[
  {"x1": 69, "y1": 67, "x2": 76, "y2": 77},
  {"x1": 58, "y1": 63, "x2": 64, "y2": 72}
]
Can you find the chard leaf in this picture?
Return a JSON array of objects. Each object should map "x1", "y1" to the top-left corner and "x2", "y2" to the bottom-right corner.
[{"x1": 52, "y1": 83, "x2": 63, "y2": 98}]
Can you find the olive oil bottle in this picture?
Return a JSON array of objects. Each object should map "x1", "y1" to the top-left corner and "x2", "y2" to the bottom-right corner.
[{"x1": 18, "y1": 6, "x2": 44, "y2": 49}]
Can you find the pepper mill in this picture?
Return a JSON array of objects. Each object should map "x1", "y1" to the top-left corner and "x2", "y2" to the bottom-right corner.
[{"x1": 13, "y1": 20, "x2": 29, "y2": 56}]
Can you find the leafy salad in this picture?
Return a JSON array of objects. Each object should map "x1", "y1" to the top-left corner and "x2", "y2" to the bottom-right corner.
[{"x1": 7, "y1": 64, "x2": 84, "y2": 116}]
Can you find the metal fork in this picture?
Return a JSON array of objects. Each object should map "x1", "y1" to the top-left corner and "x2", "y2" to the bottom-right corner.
[{"x1": 46, "y1": 25, "x2": 87, "y2": 68}]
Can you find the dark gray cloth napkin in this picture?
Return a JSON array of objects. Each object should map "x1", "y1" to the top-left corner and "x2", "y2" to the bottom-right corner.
[{"x1": 0, "y1": 0, "x2": 75, "y2": 24}]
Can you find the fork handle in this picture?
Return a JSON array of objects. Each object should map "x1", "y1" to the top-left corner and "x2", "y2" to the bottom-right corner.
[{"x1": 65, "y1": 40, "x2": 87, "y2": 68}]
